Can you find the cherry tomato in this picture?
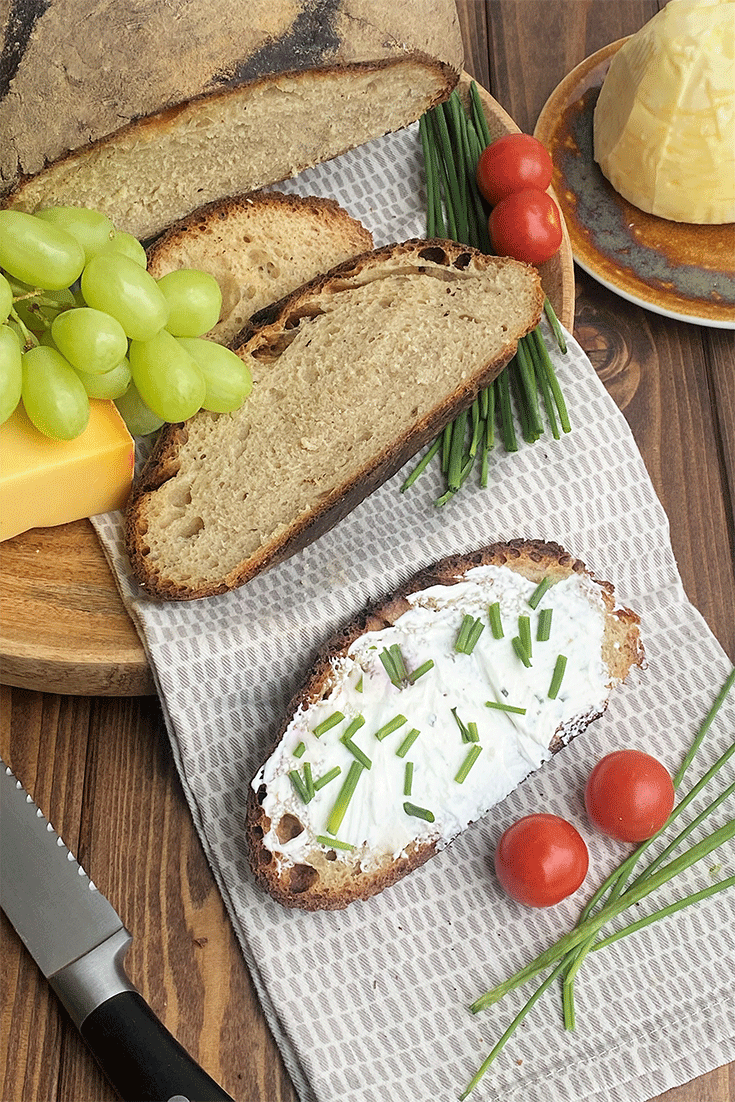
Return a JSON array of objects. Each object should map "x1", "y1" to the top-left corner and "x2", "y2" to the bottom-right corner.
[
  {"x1": 476, "y1": 134, "x2": 553, "y2": 206},
  {"x1": 585, "y1": 750, "x2": 675, "y2": 842},
  {"x1": 489, "y1": 188, "x2": 563, "y2": 266},
  {"x1": 494, "y1": 813, "x2": 589, "y2": 908}
]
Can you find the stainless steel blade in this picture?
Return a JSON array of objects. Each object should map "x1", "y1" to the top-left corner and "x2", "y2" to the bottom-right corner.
[{"x1": 0, "y1": 761, "x2": 123, "y2": 979}]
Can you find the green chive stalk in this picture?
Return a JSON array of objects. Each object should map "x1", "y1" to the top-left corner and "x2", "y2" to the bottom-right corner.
[
  {"x1": 563, "y1": 671, "x2": 735, "y2": 1025},
  {"x1": 461, "y1": 670, "x2": 734, "y2": 1097},
  {"x1": 537, "y1": 607, "x2": 553, "y2": 641},
  {"x1": 405, "y1": 84, "x2": 570, "y2": 502},
  {"x1": 470, "y1": 818, "x2": 735, "y2": 1015}
]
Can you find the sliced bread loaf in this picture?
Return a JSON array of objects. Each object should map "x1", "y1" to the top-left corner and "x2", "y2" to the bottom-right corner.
[
  {"x1": 2, "y1": 0, "x2": 461, "y2": 239},
  {"x1": 146, "y1": 191, "x2": 373, "y2": 346},
  {"x1": 246, "y1": 538, "x2": 645, "y2": 910},
  {"x1": 125, "y1": 240, "x2": 545, "y2": 600}
]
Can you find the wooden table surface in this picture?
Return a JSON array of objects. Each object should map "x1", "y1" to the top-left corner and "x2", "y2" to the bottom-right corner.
[{"x1": 2, "y1": 3, "x2": 733, "y2": 1100}]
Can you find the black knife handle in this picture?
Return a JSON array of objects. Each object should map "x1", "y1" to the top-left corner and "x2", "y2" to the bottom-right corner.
[{"x1": 81, "y1": 990, "x2": 235, "y2": 1102}]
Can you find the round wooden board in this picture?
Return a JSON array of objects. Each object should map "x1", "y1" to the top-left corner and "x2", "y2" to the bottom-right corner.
[{"x1": 0, "y1": 75, "x2": 575, "y2": 698}]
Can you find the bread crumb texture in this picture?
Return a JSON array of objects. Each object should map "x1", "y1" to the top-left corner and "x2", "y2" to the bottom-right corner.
[
  {"x1": 126, "y1": 242, "x2": 543, "y2": 598},
  {"x1": 147, "y1": 192, "x2": 373, "y2": 345},
  {"x1": 3, "y1": 1, "x2": 462, "y2": 239},
  {"x1": 245, "y1": 538, "x2": 645, "y2": 909}
]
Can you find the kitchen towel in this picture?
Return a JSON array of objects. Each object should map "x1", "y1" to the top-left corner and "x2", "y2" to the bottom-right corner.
[{"x1": 92, "y1": 118, "x2": 735, "y2": 1102}]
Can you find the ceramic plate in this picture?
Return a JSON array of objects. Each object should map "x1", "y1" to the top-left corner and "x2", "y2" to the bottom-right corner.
[{"x1": 535, "y1": 39, "x2": 735, "y2": 328}]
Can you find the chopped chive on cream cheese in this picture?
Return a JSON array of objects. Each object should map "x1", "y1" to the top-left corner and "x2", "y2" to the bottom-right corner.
[{"x1": 253, "y1": 564, "x2": 614, "y2": 870}]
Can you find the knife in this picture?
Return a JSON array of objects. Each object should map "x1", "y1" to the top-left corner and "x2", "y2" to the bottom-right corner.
[{"x1": 0, "y1": 760, "x2": 235, "y2": 1102}]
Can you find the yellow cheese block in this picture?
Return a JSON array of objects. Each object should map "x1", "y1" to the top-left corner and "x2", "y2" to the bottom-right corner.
[
  {"x1": 593, "y1": 0, "x2": 735, "y2": 224},
  {"x1": 0, "y1": 399, "x2": 134, "y2": 541}
]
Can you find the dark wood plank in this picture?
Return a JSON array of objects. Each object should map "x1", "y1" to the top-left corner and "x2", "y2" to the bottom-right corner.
[
  {"x1": 574, "y1": 271, "x2": 735, "y2": 661},
  {"x1": 0, "y1": 687, "x2": 297, "y2": 1102},
  {"x1": 2, "y1": 6, "x2": 733, "y2": 1102}
]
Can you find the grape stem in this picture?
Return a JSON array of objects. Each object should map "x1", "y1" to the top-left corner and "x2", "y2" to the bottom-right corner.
[{"x1": 8, "y1": 305, "x2": 39, "y2": 350}]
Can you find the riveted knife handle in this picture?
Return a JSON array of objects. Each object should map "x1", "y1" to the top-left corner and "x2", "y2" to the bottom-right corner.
[{"x1": 81, "y1": 991, "x2": 235, "y2": 1102}]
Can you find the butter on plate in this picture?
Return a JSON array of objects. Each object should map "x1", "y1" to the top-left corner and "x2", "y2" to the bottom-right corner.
[
  {"x1": 593, "y1": 0, "x2": 735, "y2": 225},
  {"x1": 1, "y1": 399, "x2": 134, "y2": 541}
]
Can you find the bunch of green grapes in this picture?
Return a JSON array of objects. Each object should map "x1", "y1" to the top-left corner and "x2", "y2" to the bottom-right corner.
[{"x1": 0, "y1": 207, "x2": 252, "y2": 440}]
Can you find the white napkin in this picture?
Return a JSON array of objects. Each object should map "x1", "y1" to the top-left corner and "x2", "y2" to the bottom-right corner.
[{"x1": 92, "y1": 123, "x2": 735, "y2": 1102}]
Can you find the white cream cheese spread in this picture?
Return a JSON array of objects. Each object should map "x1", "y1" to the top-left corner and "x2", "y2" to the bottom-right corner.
[
  {"x1": 253, "y1": 564, "x2": 616, "y2": 869},
  {"x1": 593, "y1": 0, "x2": 735, "y2": 224}
]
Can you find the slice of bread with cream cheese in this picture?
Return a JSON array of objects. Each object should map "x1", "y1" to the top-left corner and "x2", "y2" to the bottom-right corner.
[{"x1": 247, "y1": 539, "x2": 645, "y2": 910}]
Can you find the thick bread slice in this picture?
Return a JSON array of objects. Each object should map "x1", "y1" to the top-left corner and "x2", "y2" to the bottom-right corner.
[
  {"x1": 2, "y1": 0, "x2": 462, "y2": 239},
  {"x1": 125, "y1": 240, "x2": 545, "y2": 600},
  {"x1": 246, "y1": 538, "x2": 645, "y2": 910},
  {"x1": 146, "y1": 191, "x2": 373, "y2": 346}
]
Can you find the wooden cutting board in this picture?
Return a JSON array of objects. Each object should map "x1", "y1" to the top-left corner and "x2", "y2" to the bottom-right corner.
[{"x1": 0, "y1": 76, "x2": 575, "y2": 698}]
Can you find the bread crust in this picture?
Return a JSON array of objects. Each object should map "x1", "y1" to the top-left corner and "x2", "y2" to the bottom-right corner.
[
  {"x1": 3, "y1": 0, "x2": 464, "y2": 198},
  {"x1": 246, "y1": 538, "x2": 644, "y2": 910},
  {"x1": 125, "y1": 240, "x2": 545, "y2": 599},
  {"x1": 147, "y1": 190, "x2": 373, "y2": 266},
  {"x1": 146, "y1": 190, "x2": 374, "y2": 345}
]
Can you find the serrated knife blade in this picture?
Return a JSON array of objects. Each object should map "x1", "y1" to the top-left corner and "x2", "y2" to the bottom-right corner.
[{"x1": 1, "y1": 760, "x2": 234, "y2": 1102}]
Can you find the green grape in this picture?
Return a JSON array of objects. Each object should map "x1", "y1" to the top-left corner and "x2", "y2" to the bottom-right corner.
[
  {"x1": 99, "y1": 231, "x2": 148, "y2": 268},
  {"x1": 115, "y1": 381, "x2": 165, "y2": 436},
  {"x1": 176, "y1": 337, "x2": 252, "y2": 413},
  {"x1": 36, "y1": 206, "x2": 115, "y2": 262},
  {"x1": 21, "y1": 344, "x2": 90, "y2": 440},
  {"x1": 76, "y1": 357, "x2": 131, "y2": 399},
  {"x1": 0, "y1": 273, "x2": 12, "y2": 323},
  {"x1": 51, "y1": 307, "x2": 128, "y2": 375},
  {"x1": 0, "y1": 324, "x2": 22, "y2": 424},
  {"x1": 129, "y1": 328, "x2": 206, "y2": 423},
  {"x1": 4, "y1": 318, "x2": 26, "y2": 348},
  {"x1": 158, "y1": 269, "x2": 222, "y2": 337},
  {"x1": 81, "y1": 253, "x2": 169, "y2": 341},
  {"x1": 0, "y1": 209, "x2": 85, "y2": 290}
]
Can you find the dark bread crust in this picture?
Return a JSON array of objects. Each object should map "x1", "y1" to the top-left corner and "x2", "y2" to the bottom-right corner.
[
  {"x1": 146, "y1": 190, "x2": 374, "y2": 266},
  {"x1": 125, "y1": 240, "x2": 544, "y2": 599},
  {"x1": 7, "y1": 58, "x2": 454, "y2": 193},
  {"x1": 246, "y1": 538, "x2": 644, "y2": 910}
]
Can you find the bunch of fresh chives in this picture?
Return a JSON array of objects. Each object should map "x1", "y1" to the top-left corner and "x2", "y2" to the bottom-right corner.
[
  {"x1": 460, "y1": 668, "x2": 735, "y2": 1098},
  {"x1": 404, "y1": 84, "x2": 570, "y2": 505}
]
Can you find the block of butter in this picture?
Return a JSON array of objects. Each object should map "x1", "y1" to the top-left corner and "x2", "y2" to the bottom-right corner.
[
  {"x1": 1, "y1": 400, "x2": 134, "y2": 541},
  {"x1": 593, "y1": 0, "x2": 735, "y2": 224}
]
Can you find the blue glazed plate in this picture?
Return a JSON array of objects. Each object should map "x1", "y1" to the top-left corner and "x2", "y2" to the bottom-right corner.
[{"x1": 535, "y1": 39, "x2": 735, "y2": 329}]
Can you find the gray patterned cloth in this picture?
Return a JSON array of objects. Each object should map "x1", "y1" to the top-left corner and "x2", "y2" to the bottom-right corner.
[{"x1": 92, "y1": 123, "x2": 735, "y2": 1102}]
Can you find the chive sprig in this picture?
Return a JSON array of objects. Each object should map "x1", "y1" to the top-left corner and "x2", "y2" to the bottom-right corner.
[
  {"x1": 460, "y1": 669, "x2": 735, "y2": 1097},
  {"x1": 403, "y1": 84, "x2": 571, "y2": 505}
]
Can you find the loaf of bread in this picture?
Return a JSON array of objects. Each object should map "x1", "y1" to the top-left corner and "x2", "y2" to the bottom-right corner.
[
  {"x1": 246, "y1": 538, "x2": 645, "y2": 910},
  {"x1": 125, "y1": 240, "x2": 545, "y2": 600},
  {"x1": 146, "y1": 191, "x2": 373, "y2": 346},
  {"x1": 2, "y1": 0, "x2": 462, "y2": 240}
]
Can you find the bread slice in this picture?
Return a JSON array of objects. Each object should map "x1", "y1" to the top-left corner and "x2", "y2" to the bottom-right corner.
[
  {"x1": 146, "y1": 191, "x2": 373, "y2": 347},
  {"x1": 2, "y1": 0, "x2": 462, "y2": 239},
  {"x1": 125, "y1": 240, "x2": 545, "y2": 600},
  {"x1": 246, "y1": 538, "x2": 645, "y2": 910}
]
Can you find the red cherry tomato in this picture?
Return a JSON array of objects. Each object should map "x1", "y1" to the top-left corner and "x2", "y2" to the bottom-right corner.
[
  {"x1": 494, "y1": 813, "x2": 589, "y2": 908},
  {"x1": 476, "y1": 134, "x2": 553, "y2": 206},
  {"x1": 489, "y1": 188, "x2": 563, "y2": 266},
  {"x1": 585, "y1": 750, "x2": 675, "y2": 842}
]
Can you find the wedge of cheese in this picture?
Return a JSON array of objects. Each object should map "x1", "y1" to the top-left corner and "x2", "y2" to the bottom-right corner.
[
  {"x1": 593, "y1": 0, "x2": 735, "y2": 224},
  {"x1": 0, "y1": 400, "x2": 134, "y2": 541}
]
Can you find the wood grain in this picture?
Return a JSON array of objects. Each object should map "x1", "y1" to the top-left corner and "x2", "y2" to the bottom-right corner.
[
  {"x1": 2, "y1": 4, "x2": 733, "y2": 1101},
  {"x1": 0, "y1": 76, "x2": 574, "y2": 699}
]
